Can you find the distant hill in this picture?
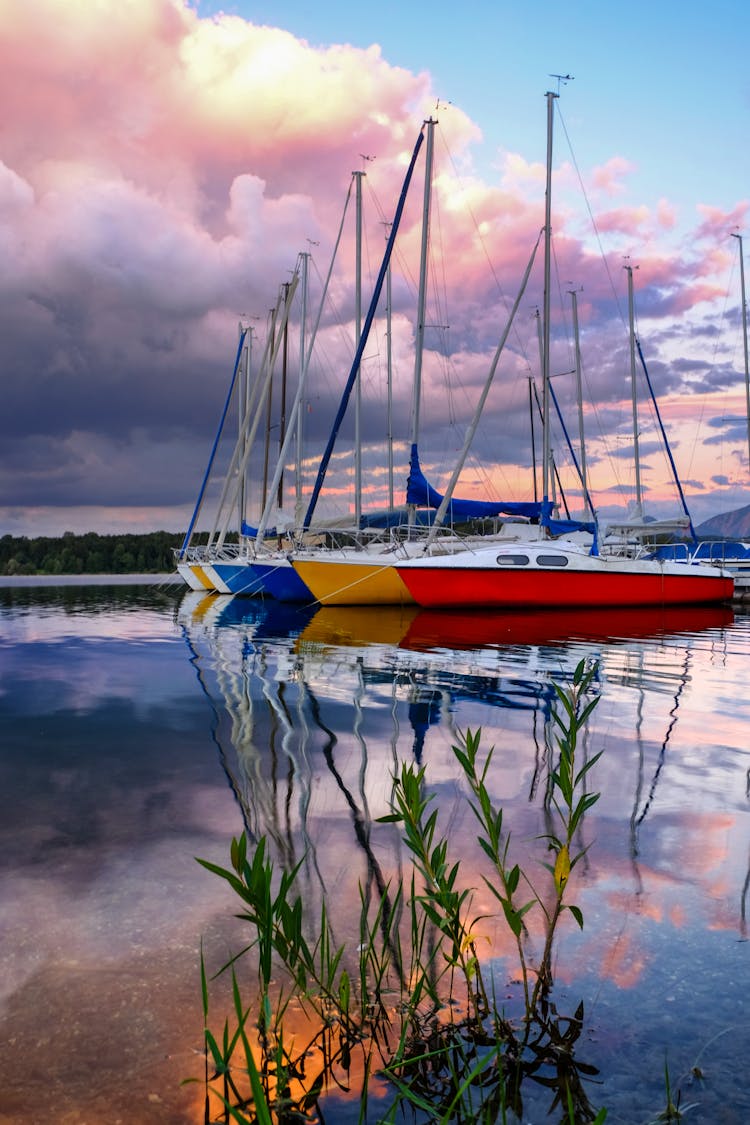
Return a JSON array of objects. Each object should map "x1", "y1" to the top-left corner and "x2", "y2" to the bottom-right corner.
[{"x1": 695, "y1": 503, "x2": 750, "y2": 540}]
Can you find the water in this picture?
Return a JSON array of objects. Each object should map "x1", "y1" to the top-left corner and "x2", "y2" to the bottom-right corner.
[{"x1": 2, "y1": 582, "x2": 750, "y2": 1123}]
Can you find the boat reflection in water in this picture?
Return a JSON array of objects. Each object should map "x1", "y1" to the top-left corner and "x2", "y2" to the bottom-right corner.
[{"x1": 179, "y1": 592, "x2": 750, "y2": 1121}]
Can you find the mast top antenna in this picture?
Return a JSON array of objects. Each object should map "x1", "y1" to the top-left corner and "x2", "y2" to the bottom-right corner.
[{"x1": 548, "y1": 73, "x2": 573, "y2": 95}]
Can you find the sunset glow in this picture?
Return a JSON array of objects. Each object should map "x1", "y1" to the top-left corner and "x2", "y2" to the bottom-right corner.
[{"x1": 1, "y1": 0, "x2": 747, "y2": 535}]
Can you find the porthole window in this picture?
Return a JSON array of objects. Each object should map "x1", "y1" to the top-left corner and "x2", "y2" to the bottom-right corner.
[
  {"x1": 537, "y1": 554, "x2": 569, "y2": 568},
  {"x1": 495, "y1": 554, "x2": 530, "y2": 566}
]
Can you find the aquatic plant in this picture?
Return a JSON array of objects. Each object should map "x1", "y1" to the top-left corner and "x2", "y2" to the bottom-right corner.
[{"x1": 189, "y1": 658, "x2": 609, "y2": 1123}]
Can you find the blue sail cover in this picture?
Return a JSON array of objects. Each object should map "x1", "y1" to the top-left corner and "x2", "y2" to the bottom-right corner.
[
  {"x1": 241, "y1": 521, "x2": 279, "y2": 538},
  {"x1": 406, "y1": 444, "x2": 542, "y2": 522},
  {"x1": 359, "y1": 507, "x2": 434, "y2": 529},
  {"x1": 544, "y1": 515, "x2": 597, "y2": 536},
  {"x1": 650, "y1": 541, "x2": 750, "y2": 562}
]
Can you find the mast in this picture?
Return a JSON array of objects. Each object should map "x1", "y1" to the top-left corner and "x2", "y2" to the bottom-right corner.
[
  {"x1": 277, "y1": 281, "x2": 290, "y2": 512},
  {"x1": 384, "y1": 221, "x2": 395, "y2": 511},
  {"x1": 257, "y1": 181, "x2": 358, "y2": 543},
  {"x1": 179, "y1": 328, "x2": 248, "y2": 558},
  {"x1": 625, "y1": 262, "x2": 643, "y2": 517},
  {"x1": 731, "y1": 233, "x2": 750, "y2": 473},
  {"x1": 302, "y1": 126, "x2": 426, "y2": 531},
  {"x1": 261, "y1": 301, "x2": 277, "y2": 511},
  {"x1": 214, "y1": 272, "x2": 300, "y2": 550},
  {"x1": 407, "y1": 117, "x2": 436, "y2": 530},
  {"x1": 295, "y1": 251, "x2": 309, "y2": 524},
  {"x1": 353, "y1": 168, "x2": 365, "y2": 527},
  {"x1": 237, "y1": 321, "x2": 249, "y2": 533},
  {"x1": 424, "y1": 232, "x2": 542, "y2": 545},
  {"x1": 541, "y1": 89, "x2": 556, "y2": 527},
  {"x1": 528, "y1": 374, "x2": 538, "y2": 504}
]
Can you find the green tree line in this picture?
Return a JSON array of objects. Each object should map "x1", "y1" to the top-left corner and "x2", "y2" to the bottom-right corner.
[{"x1": 0, "y1": 531, "x2": 211, "y2": 576}]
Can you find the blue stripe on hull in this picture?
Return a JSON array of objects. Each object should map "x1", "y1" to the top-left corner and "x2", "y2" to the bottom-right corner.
[
  {"x1": 211, "y1": 562, "x2": 265, "y2": 596},
  {"x1": 256, "y1": 560, "x2": 315, "y2": 603}
]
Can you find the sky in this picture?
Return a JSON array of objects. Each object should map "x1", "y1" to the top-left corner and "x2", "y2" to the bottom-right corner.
[{"x1": 1, "y1": 0, "x2": 748, "y2": 538}]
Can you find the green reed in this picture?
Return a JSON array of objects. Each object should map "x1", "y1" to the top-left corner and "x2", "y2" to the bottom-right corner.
[{"x1": 190, "y1": 658, "x2": 610, "y2": 1123}]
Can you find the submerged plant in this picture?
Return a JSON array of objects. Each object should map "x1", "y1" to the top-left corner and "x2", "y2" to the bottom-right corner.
[{"x1": 190, "y1": 658, "x2": 611, "y2": 1123}]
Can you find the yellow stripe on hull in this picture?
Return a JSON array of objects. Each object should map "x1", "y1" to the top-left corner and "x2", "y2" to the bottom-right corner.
[
  {"x1": 190, "y1": 564, "x2": 216, "y2": 590},
  {"x1": 292, "y1": 558, "x2": 415, "y2": 606}
]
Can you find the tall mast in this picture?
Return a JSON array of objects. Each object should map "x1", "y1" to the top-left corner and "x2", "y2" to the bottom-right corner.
[
  {"x1": 407, "y1": 117, "x2": 436, "y2": 531},
  {"x1": 258, "y1": 209, "x2": 357, "y2": 544},
  {"x1": 541, "y1": 89, "x2": 556, "y2": 523},
  {"x1": 353, "y1": 168, "x2": 365, "y2": 527},
  {"x1": 410, "y1": 117, "x2": 435, "y2": 454},
  {"x1": 384, "y1": 220, "x2": 394, "y2": 511},
  {"x1": 237, "y1": 321, "x2": 249, "y2": 533},
  {"x1": 261, "y1": 302, "x2": 277, "y2": 511},
  {"x1": 528, "y1": 374, "x2": 538, "y2": 503},
  {"x1": 215, "y1": 271, "x2": 300, "y2": 550},
  {"x1": 277, "y1": 281, "x2": 290, "y2": 512},
  {"x1": 303, "y1": 126, "x2": 426, "y2": 531},
  {"x1": 625, "y1": 262, "x2": 643, "y2": 517},
  {"x1": 731, "y1": 233, "x2": 750, "y2": 473},
  {"x1": 295, "y1": 251, "x2": 309, "y2": 524}
]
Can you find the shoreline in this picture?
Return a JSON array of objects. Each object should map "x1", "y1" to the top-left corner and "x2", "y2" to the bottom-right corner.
[{"x1": 0, "y1": 573, "x2": 182, "y2": 588}]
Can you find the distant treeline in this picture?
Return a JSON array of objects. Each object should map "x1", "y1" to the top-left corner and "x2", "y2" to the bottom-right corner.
[{"x1": 0, "y1": 531, "x2": 211, "y2": 576}]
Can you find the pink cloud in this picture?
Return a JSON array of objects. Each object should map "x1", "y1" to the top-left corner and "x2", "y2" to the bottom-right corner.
[
  {"x1": 694, "y1": 202, "x2": 750, "y2": 242},
  {"x1": 656, "y1": 197, "x2": 677, "y2": 229},
  {"x1": 591, "y1": 156, "x2": 636, "y2": 196},
  {"x1": 594, "y1": 204, "x2": 651, "y2": 235}
]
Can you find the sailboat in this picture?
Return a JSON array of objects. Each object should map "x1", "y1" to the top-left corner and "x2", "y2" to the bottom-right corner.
[
  {"x1": 393, "y1": 88, "x2": 734, "y2": 610},
  {"x1": 175, "y1": 273, "x2": 306, "y2": 597},
  {"x1": 292, "y1": 118, "x2": 550, "y2": 606},
  {"x1": 178, "y1": 127, "x2": 441, "y2": 603},
  {"x1": 287, "y1": 120, "x2": 438, "y2": 607}
]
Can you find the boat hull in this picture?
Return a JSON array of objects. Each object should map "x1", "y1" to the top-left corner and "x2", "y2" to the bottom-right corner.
[
  {"x1": 189, "y1": 563, "x2": 216, "y2": 591},
  {"x1": 210, "y1": 561, "x2": 265, "y2": 596},
  {"x1": 254, "y1": 559, "x2": 314, "y2": 603},
  {"x1": 176, "y1": 562, "x2": 206, "y2": 591},
  {"x1": 396, "y1": 546, "x2": 734, "y2": 609},
  {"x1": 292, "y1": 556, "x2": 415, "y2": 606},
  {"x1": 200, "y1": 563, "x2": 232, "y2": 594}
]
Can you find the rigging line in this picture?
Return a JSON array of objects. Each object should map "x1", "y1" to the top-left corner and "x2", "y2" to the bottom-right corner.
[
  {"x1": 436, "y1": 124, "x2": 534, "y2": 373},
  {"x1": 427, "y1": 157, "x2": 450, "y2": 347},
  {"x1": 552, "y1": 105, "x2": 632, "y2": 499},
  {"x1": 637, "y1": 338, "x2": 696, "y2": 535},
  {"x1": 427, "y1": 162, "x2": 456, "y2": 423},
  {"x1": 308, "y1": 245, "x2": 356, "y2": 361},
  {"x1": 435, "y1": 125, "x2": 507, "y2": 307},
  {"x1": 363, "y1": 175, "x2": 420, "y2": 301},
  {"x1": 304, "y1": 125, "x2": 426, "y2": 529},
  {"x1": 179, "y1": 328, "x2": 247, "y2": 557},
  {"x1": 685, "y1": 239, "x2": 739, "y2": 485},
  {"x1": 551, "y1": 236, "x2": 572, "y2": 361},
  {"x1": 556, "y1": 104, "x2": 627, "y2": 332}
]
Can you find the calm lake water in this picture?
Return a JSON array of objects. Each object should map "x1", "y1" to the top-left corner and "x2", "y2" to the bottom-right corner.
[{"x1": 2, "y1": 581, "x2": 750, "y2": 1124}]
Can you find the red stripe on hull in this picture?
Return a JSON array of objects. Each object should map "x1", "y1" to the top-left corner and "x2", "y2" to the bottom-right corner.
[{"x1": 396, "y1": 566, "x2": 734, "y2": 609}]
